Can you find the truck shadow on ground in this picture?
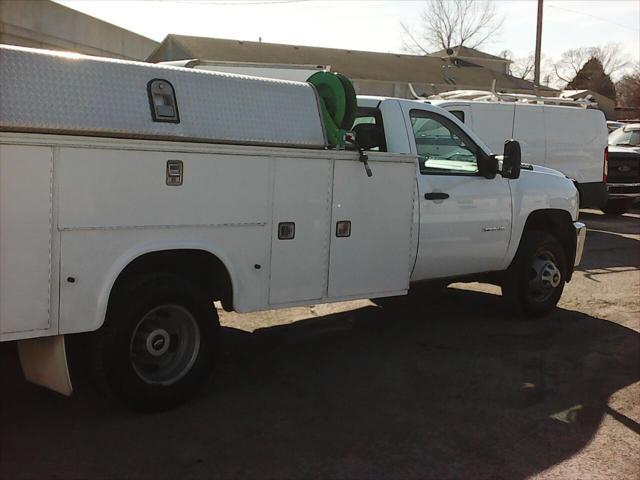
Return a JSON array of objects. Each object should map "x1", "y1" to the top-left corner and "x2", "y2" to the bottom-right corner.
[{"x1": 1, "y1": 289, "x2": 639, "y2": 480}]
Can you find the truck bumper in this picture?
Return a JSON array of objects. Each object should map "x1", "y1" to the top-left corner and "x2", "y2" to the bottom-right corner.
[
  {"x1": 606, "y1": 182, "x2": 640, "y2": 199},
  {"x1": 573, "y1": 221, "x2": 587, "y2": 267}
]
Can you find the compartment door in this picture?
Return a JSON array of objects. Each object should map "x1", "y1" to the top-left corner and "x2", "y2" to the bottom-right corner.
[
  {"x1": 328, "y1": 160, "x2": 415, "y2": 298},
  {"x1": 269, "y1": 158, "x2": 333, "y2": 305},
  {"x1": 0, "y1": 145, "x2": 53, "y2": 335}
]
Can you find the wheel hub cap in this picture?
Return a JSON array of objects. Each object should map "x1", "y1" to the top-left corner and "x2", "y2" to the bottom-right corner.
[
  {"x1": 528, "y1": 253, "x2": 562, "y2": 304},
  {"x1": 129, "y1": 304, "x2": 200, "y2": 386},
  {"x1": 146, "y1": 329, "x2": 170, "y2": 356},
  {"x1": 534, "y1": 259, "x2": 562, "y2": 289}
]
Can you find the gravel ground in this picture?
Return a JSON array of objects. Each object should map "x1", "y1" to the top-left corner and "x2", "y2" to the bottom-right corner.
[{"x1": 0, "y1": 209, "x2": 638, "y2": 480}]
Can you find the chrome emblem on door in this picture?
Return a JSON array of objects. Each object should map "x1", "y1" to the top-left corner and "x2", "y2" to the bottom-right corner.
[{"x1": 482, "y1": 226, "x2": 505, "y2": 232}]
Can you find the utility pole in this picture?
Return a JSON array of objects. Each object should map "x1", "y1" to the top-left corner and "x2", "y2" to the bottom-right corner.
[{"x1": 534, "y1": 0, "x2": 544, "y2": 87}]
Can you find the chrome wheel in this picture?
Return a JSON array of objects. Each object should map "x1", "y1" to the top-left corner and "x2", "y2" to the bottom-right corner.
[
  {"x1": 129, "y1": 304, "x2": 201, "y2": 386},
  {"x1": 528, "y1": 250, "x2": 562, "y2": 304}
]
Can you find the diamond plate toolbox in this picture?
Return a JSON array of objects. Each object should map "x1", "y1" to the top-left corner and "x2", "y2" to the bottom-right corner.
[{"x1": 0, "y1": 45, "x2": 327, "y2": 148}]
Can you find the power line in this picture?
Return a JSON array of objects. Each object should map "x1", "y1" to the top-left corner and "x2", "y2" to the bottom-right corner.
[{"x1": 547, "y1": 3, "x2": 640, "y2": 32}]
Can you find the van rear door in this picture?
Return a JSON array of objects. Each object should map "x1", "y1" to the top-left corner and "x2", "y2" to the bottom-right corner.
[{"x1": 543, "y1": 106, "x2": 606, "y2": 184}]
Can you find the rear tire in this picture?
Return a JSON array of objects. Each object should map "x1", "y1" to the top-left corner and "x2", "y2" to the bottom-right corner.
[
  {"x1": 91, "y1": 273, "x2": 219, "y2": 412},
  {"x1": 501, "y1": 230, "x2": 566, "y2": 319},
  {"x1": 601, "y1": 199, "x2": 633, "y2": 216}
]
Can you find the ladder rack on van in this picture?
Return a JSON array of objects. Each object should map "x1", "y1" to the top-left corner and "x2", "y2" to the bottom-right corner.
[
  {"x1": 426, "y1": 89, "x2": 596, "y2": 108},
  {"x1": 418, "y1": 78, "x2": 598, "y2": 109}
]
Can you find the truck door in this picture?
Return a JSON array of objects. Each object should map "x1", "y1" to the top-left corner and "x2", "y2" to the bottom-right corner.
[
  {"x1": 269, "y1": 157, "x2": 333, "y2": 305},
  {"x1": 0, "y1": 145, "x2": 55, "y2": 337},
  {"x1": 406, "y1": 107, "x2": 513, "y2": 281},
  {"x1": 327, "y1": 158, "x2": 415, "y2": 298}
]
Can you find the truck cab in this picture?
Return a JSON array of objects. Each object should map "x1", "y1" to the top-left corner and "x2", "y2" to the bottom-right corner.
[{"x1": 356, "y1": 95, "x2": 584, "y2": 302}]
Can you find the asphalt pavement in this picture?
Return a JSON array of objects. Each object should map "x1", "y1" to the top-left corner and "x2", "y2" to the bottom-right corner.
[{"x1": 1, "y1": 209, "x2": 638, "y2": 480}]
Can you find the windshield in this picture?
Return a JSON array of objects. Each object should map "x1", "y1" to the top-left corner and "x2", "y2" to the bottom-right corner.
[{"x1": 609, "y1": 127, "x2": 640, "y2": 147}]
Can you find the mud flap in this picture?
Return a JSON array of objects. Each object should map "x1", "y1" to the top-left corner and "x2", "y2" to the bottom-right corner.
[{"x1": 17, "y1": 335, "x2": 72, "y2": 396}]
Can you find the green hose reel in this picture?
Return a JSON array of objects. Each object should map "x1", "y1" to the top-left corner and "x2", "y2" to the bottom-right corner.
[{"x1": 307, "y1": 71, "x2": 357, "y2": 147}]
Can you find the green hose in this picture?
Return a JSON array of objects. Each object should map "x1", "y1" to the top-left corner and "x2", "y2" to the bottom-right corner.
[{"x1": 307, "y1": 71, "x2": 357, "y2": 147}]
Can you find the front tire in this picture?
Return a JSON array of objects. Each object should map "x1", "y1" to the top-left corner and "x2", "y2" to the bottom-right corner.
[
  {"x1": 91, "y1": 273, "x2": 219, "y2": 412},
  {"x1": 502, "y1": 230, "x2": 567, "y2": 318}
]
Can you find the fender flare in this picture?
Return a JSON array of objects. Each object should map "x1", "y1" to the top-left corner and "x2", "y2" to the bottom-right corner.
[{"x1": 92, "y1": 240, "x2": 239, "y2": 332}]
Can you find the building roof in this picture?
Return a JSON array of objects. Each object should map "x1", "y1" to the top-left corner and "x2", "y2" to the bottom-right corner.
[
  {"x1": 429, "y1": 46, "x2": 511, "y2": 63},
  {"x1": 147, "y1": 35, "x2": 550, "y2": 92},
  {"x1": 0, "y1": 0, "x2": 158, "y2": 60}
]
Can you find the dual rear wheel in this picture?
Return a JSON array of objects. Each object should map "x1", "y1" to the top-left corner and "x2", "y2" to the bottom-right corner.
[{"x1": 91, "y1": 274, "x2": 219, "y2": 412}]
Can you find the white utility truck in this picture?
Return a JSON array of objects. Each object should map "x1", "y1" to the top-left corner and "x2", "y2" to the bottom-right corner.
[
  {"x1": 424, "y1": 91, "x2": 608, "y2": 210},
  {"x1": 0, "y1": 46, "x2": 585, "y2": 411}
]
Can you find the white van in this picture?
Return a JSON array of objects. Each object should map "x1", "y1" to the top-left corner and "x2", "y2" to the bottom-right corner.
[{"x1": 430, "y1": 99, "x2": 608, "y2": 208}]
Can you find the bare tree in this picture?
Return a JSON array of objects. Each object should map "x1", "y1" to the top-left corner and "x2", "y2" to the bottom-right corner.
[
  {"x1": 501, "y1": 50, "x2": 535, "y2": 81},
  {"x1": 594, "y1": 44, "x2": 632, "y2": 79},
  {"x1": 616, "y1": 64, "x2": 640, "y2": 107},
  {"x1": 401, "y1": 0, "x2": 504, "y2": 54},
  {"x1": 553, "y1": 43, "x2": 630, "y2": 85}
]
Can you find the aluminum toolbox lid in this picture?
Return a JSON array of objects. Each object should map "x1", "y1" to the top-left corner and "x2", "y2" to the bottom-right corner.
[{"x1": 0, "y1": 45, "x2": 327, "y2": 148}]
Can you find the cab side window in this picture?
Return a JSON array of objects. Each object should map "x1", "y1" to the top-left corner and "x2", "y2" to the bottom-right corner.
[{"x1": 410, "y1": 109, "x2": 479, "y2": 175}]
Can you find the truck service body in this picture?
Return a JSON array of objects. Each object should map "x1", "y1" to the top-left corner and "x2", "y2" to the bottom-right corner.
[{"x1": 0, "y1": 46, "x2": 585, "y2": 410}]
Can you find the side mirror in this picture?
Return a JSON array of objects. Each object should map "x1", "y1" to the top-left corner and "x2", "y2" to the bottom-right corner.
[
  {"x1": 502, "y1": 139, "x2": 521, "y2": 179},
  {"x1": 478, "y1": 151, "x2": 499, "y2": 179}
]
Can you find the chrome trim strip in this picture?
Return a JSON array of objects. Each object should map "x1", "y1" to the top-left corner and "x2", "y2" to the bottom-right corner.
[{"x1": 607, "y1": 183, "x2": 640, "y2": 188}]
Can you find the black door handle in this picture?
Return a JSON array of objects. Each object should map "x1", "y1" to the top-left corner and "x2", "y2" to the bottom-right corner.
[{"x1": 424, "y1": 192, "x2": 450, "y2": 200}]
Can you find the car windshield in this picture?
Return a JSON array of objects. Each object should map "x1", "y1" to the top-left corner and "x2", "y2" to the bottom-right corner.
[{"x1": 609, "y1": 127, "x2": 640, "y2": 147}]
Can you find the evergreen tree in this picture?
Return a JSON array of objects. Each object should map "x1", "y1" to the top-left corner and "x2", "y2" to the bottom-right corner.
[{"x1": 567, "y1": 58, "x2": 616, "y2": 100}]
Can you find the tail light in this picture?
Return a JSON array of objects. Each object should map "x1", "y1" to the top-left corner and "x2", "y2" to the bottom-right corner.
[{"x1": 603, "y1": 146, "x2": 608, "y2": 183}]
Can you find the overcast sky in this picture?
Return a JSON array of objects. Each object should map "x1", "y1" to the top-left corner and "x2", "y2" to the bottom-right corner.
[{"x1": 55, "y1": 0, "x2": 639, "y2": 69}]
